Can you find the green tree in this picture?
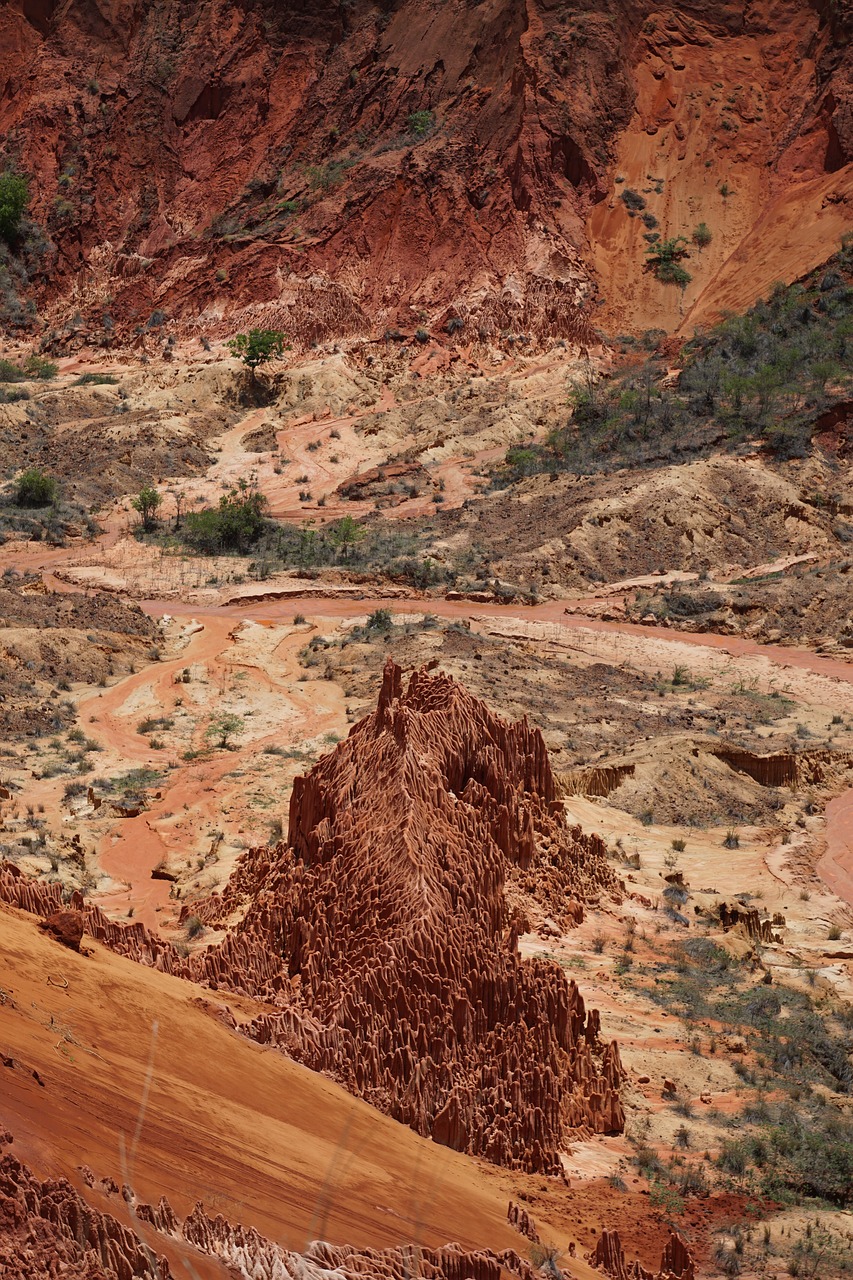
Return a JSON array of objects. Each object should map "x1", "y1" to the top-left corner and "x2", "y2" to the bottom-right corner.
[
  {"x1": 132, "y1": 484, "x2": 162, "y2": 532},
  {"x1": 227, "y1": 330, "x2": 287, "y2": 382},
  {"x1": 328, "y1": 515, "x2": 366, "y2": 561},
  {"x1": 204, "y1": 712, "x2": 245, "y2": 749},
  {"x1": 0, "y1": 171, "x2": 28, "y2": 243},
  {"x1": 15, "y1": 467, "x2": 57, "y2": 508},
  {"x1": 645, "y1": 236, "x2": 691, "y2": 288}
]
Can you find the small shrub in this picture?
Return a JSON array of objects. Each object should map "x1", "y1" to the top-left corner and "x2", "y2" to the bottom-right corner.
[
  {"x1": 620, "y1": 188, "x2": 646, "y2": 212},
  {"x1": 0, "y1": 358, "x2": 26, "y2": 382},
  {"x1": 407, "y1": 110, "x2": 435, "y2": 138},
  {"x1": 723, "y1": 829, "x2": 740, "y2": 849},
  {"x1": 367, "y1": 608, "x2": 393, "y2": 632},
  {"x1": 692, "y1": 222, "x2": 713, "y2": 248},
  {"x1": 15, "y1": 468, "x2": 57, "y2": 508},
  {"x1": 204, "y1": 712, "x2": 245, "y2": 749},
  {"x1": 73, "y1": 372, "x2": 118, "y2": 385},
  {"x1": 0, "y1": 170, "x2": 29, "y2": 243},
  {"x1": 24, "y1": 354, "x2": 58, "y2": 379}
]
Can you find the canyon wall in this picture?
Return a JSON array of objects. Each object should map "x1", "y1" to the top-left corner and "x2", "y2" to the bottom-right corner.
[{"x1": 1, "y1": 0, "x2": 850, "y2": 341}]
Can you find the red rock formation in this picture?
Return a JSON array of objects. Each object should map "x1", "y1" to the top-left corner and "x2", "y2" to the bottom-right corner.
[
  {"x1": 718, "y1": 900, "x2": 785, "y2": 943},
  {"x1": 2, "y1": 1, "x2": 848, "y2": 343},
  {"x1": 186, "y1": 660, "x2": 623, "y2": 1171},
  {"x1": 40, "y1": 908, "x2": 85, "y2": 951},
  {"x1": 0, "y1": 1135, "x2": 541, "y2": 1280},
  {"x1": 0, "y1": 663, "x2": 624, "y2": 1174},
  {"x1": 0, "y1": 1147, "x2": 172, "y2": 1280},
  {"x1": 0, "y1": 863, "x2": 187, "y2": 973},
  {"x1": 182, "y1": 1200, "x2": 538, "y2": 1280},
  {"x1": 589, "y1": 1229, "x2": 695, "y2": 1280},
  {"x1": 507, "y1": 1200, "x2": 541, "y2": 1244}
]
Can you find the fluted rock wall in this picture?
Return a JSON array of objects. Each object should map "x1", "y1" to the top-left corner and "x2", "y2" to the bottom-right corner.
[
  {"x1": 0, "y1": 1132, "x2": 541, "y2": 1280},
  {"x1": 187, "y1": 661, "x2": 624, "y2": 1172},
  {"x1": 0, "y1": 662, "x2": 624, "y2": 1174},
  {"x1": 0, "y1": 862, "x2": 187, "y2": 973},
  {"x1": 718, "y1": 900, "x2": 785, "y2": 943},
  {"x1": 589, "y1": 1229, "x2": 695, "y2": 1280},
  {"x1": 0, "y1": 1141, "x2": 172, "y2": 1280}
]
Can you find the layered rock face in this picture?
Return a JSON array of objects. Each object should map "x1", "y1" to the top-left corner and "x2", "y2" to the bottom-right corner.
[
  {"x1": 2, "y1": 0, "x2": 849, "y2": 341},
  {"x1": 186, "y1": 660, "x2": 623, "y2": 1171}
]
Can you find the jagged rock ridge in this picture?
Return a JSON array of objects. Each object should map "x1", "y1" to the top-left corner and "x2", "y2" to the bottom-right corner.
[
  {"x1": 0, "y1": 1129, "x2": 541, "y2": 1280},
  {"x1": 0, "y1": 661, "x2": 624, "y2": 1173},
  {"x1": 185, "y1": 659, "x2": 624, "y2": 1172}
]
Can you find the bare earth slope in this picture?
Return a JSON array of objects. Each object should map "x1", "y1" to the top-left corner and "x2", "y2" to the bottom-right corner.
[{"x1": 1, "y1": 0, "x2": 850, "y2": 342}]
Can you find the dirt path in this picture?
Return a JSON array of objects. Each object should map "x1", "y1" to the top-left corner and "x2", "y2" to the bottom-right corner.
[
  {"x1": 130, "y1": 592, "x2": 853, "y2": 910},
  {"x1": 817, "y1": 788, "x2": 853, "y2": 907},
  {"x1": 77, "y1": 614, "x2": 346, "y2": 930}
]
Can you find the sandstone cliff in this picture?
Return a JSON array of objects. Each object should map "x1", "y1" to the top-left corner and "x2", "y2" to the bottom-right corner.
[{"x1": 1, "y1": 0, "x2": 850, "y2": 342}]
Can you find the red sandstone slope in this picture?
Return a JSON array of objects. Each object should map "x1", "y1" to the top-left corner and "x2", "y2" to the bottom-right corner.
[{"x1": 0, "y1": 0, "x2": 850, "y2": 342}]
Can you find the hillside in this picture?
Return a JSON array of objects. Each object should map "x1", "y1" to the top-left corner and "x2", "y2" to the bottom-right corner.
[
  {"x1": 2, "y1": 5, "x2": 853, "y2": 1280},
  {"x1": 0, "y1": 0, "x2": 851, "y2": 345}
]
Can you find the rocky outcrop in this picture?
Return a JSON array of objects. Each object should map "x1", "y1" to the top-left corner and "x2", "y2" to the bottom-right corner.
[
  {"x1": 712, "y1": 747, "x2": 853, "y2": 790},
  {"x1": 186, "y1": 661, "x2": 624, "y2": 1171},
  {"x1": 39, "y1": 908, "x2": 85, "y2": 951},
  {"x1": 182, "y1": 1202, "x2": 537, "y2": 1280},
  {"x1": 0, "y1": 862, "x2": 187, "y2": 973},
  {"x1": 589, "y1": 1229, "x2": 695, "y2": 1280},
  {"x1": 507, "y1": 1201, "x2": 541, "y2": 1244},
  {"x1": 561, "y1": 764, "x2": 636, "y2": 798},
  {"x1": 0, "y1": 0, "x2": 629, "y2": 344},
  {"x1": 0, "y1": 662, "x2": 624, "y2": 1173},
  {"x1": 719, "y1": 900, "x2": 785, "y2": 943},
  {"x1": 0, "y1": 1145, "x2": 172, "y2": 1280},
  {"x1": 3, "y1": 0, "x2": 848, "y2": 343},
  {"x1": 0, "y1": 1135, "x2": 540, "y2": 1280}
]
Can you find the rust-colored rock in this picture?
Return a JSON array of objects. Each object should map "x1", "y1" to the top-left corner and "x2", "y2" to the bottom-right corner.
[
  {"x1": 40, "y1": 909, "x2": 85, "y2": 951},
  {"x1": 589, "y1": 1229, "x2": 694, "y2": 1280},
  {"x1": 719, "y1": 900, "x2": 784, "y2": 943},
  {"x1": 0, "y1": 1138, "x2": 544, "y2": 1280},
  {"x1": 187, "y1": 660, "x2": 624, "y2": 1171},
  {"x1": 0, "y1": 662, "x2": 624, "y2": 1174},
  {"x1": 4, "y1": 0, "x2": 848, "y2": 351},
  {"x1": 507, "y1": 1200, "x2": 541, "y2": 1244},
  {"x1": 0, "y1": 1151, "x2": 172, "y2": 1280}
]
